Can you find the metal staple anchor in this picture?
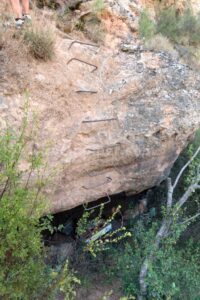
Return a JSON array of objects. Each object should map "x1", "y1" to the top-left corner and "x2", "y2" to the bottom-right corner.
[
  {"x1": 68, "y1": 40, "x2": 99, "y2": 50},
  {"x1": 83, "y1": 192, "x2": 111, "y2": 211},
  {"x1": 82, "y1": 177, "x2": 112, "y2": 190},
  {"x1": 67, "y1": 58, "x2": 98, "y2": 72},
  {"x1": 82, "y1": 117, "x2": 117, "y2": 124},
  {"x1": 75, "y1": 90, "x2": 98, "y2": 94}
]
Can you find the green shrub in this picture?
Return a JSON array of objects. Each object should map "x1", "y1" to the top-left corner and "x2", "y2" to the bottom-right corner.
[
  {"x1": 0, "y1": 121, "x2": 48, "y2": 299},
  {"x1": 139, "y1": 10, "x2": 156, "y2": 40},
  {"x1": 114, "y1": 219, "x2": 200, "y2": 299},
  {"x1": 23, "y1": 24, "x2": 55, "y2": 61},
  {"x1": 0, "y1": 112, "x2": 78, "y2": 299},
  {"x1": 76, "y1": 204, "x2": 131, "y2": 257},
  {"x1": 157, "y1": 8, "x2": 180, "y2": 42},
  {"x1": 157, "y1": 8, "x2": 200, "y2": 46}
]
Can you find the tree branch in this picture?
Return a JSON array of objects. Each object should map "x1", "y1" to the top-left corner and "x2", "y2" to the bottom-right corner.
[
  {"x1": 138, "y1": 146, "x2": 200, "y2": 299},
  {"x1": 180, "y1": 212, "x2": 200, "y2": 225},
  {"x1": 175, "y1": 183, "x2": 200, "y2": 213},
  {"x1": 173, "y1": 146, "x2": 200, "y2": 190},
  {"x1": 167, "y1": 178, "x2": 173, "y2": 211}
]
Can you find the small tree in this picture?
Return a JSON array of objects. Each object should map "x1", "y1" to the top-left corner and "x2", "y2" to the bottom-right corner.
[
  {"x1": 0, "y1": 117, "x2": 49, "y2": 299},
  {"x1": 0, "y1": 110, "x2": 79, "y2": 299},
  {"x1": 138, "y1": 145, "x2": 200, "y2": 299}
]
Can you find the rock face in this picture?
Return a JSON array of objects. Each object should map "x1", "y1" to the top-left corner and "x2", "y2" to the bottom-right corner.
[{"x1": 0, "y1": 1, "x2": 200, "y2": 213}]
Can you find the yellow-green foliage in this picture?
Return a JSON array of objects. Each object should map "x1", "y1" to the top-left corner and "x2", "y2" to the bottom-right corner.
[
  {"x1": 77, "y1": 204, "x2": 131, "y2": 257},
  {"x1": 51, "y1": 261, "x2": 80, "y2": 300},
  {"x1": 93, "y1": 0, "x2": 105, "y2": 13}
]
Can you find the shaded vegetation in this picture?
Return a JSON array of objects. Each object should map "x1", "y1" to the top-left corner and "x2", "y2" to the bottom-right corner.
[{"x1": 0, "y1": 110, "x2": 78, "y2": 300}]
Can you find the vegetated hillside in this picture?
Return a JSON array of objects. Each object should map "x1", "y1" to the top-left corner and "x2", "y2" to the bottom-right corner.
[{"x1": 0, "y1": 0, "x2": 200, "y2": 214}]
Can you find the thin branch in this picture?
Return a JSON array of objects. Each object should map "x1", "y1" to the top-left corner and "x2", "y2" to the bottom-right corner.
[
  {"x1": 139, "y1": 146, "x2": 200, "y2": 299},
  {"x1": 167, "y1": 177, "x2": 173, "y2": 211},
  {"x1": 139, "y1": 218, "x2": 171, "y2": 299},
  {"x1": 173, "y1": 146, "x2": 200, "y2": 190},
  {"x1": 180, "y1": 212, "x2": 200, "y2": 225},
  {"x1": 175, "y1": 183, "x2": 200, "y2": 212}
]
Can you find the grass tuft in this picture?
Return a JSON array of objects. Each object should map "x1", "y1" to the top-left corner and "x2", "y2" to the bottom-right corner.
[
  {"x1": 23, "y1": 24, "x2": 55, "y2": 61},
  {"x1": 145, "y1": 34, "x2": 178, "y2": 57}
]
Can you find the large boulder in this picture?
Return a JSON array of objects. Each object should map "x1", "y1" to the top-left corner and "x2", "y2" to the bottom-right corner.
[{"x1": 0, "y1": 1, "x2": 200, "y2": 213}]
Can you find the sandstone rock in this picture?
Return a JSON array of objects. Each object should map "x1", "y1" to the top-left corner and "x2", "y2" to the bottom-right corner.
[{"x1": 0, "y1": 1, "x2": 200, "y2": 214}]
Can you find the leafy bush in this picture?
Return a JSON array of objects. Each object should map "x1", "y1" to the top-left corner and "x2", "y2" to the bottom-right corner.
[
  {"x1": 140, "y1": 7, "x2": 200, "y2": 49},
  {"x1": 139, "y1": 10, "x2": 156, "y2": 39},
  {"x1": 115, "y1": 219, "x2": 200, "y2": 299},
  {"x1": 156, "y1": 8, "x2": 180, "y2": 42},
  {"x1": 157, "y1": 8, "x2": 200, "y2": 46},
  {"x1": 76, "y1": 204, "x2": 131, "y2": 257},
  {"x1": 0, "y1": 120, "x2": 48, "y2": 299},
  {"x1": 23, "y1": 24, "x2": 55, "y2": 61},
  {"x1": 0, "y1": 112, "x2": 79, "y2": 299}
]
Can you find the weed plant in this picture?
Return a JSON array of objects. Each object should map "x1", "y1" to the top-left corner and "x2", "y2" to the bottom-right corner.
[
  {"x1": 0, "y1": 106, "x2": 78, "y2": 299},
  {"x1": 23, "y1": 24, "x2": 55, "y2": 61}
]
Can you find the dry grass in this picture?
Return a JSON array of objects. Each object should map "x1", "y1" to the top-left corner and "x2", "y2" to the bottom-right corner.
[
  {"x1": 0, "y1": 25, "x2": 4, "y2": 50},
  {"x1": 85, "y1": 24, "x2": 105, "y2": 44},
  {"x1": 145, "y1": 34, "x2": 178, "y2": 57},
  {"x1": 22, "y1": 19, "x2": 55, "y2": 61}
]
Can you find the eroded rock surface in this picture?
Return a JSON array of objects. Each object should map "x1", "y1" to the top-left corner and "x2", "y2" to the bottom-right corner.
[{"x1": 0, "y1": 1, "x2": 200, "y2": 213}]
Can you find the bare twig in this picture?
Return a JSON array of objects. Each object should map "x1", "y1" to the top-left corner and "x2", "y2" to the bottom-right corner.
[{"x1": 167, "y1": 177, "x2": 173, "y2": 211}]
